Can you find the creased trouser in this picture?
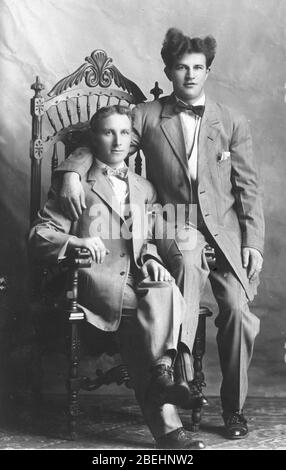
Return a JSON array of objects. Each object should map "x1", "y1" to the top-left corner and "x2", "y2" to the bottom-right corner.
[
  {"x1": 164, "y1": 226, "x2": 260, "y2": 411},
  {"x1": 165, "y1": 227, "x2": 210, "y2": 353},
  {"x1": 208, "y1": 257, "x2": 260, "y2": 411},
  {"x1": 116, "y1": 278, "x2": 185, "y2": 439}
]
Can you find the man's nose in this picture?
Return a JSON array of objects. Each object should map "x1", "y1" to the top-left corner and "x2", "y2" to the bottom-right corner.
[
  {"x1": 113, "y1": 133, "x2": 122, "y2": 146},
  {"x1": 186, "y1": 67, "x2": 194, "y2": 79}
]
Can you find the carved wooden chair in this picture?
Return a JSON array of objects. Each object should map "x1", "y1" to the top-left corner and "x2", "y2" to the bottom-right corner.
[{"x1": 29, "y1": 49, "x2": 213, "y2": 438}]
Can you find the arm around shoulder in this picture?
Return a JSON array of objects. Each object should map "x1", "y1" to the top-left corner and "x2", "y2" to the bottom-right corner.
[{"x1": 54, "y1": 146, "x2": 94, "y2": 179}]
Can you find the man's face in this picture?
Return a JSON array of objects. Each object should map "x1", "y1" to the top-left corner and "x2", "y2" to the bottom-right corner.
[
  {"x1": 92, "y1": 113, "x2": 132, "y2": 167},
  {"x1": 166, "y1": 52, "x2": 209, "y2": 103}
]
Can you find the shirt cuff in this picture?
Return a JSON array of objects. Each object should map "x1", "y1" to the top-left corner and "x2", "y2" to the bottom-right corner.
[{"x1": 57, "y1": 236, "x2": 78, "y2": 261}]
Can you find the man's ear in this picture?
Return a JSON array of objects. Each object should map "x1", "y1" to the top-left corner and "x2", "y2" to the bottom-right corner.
[
  {"x1": 205, "y1": 67, "x2": 211, "y2": 80},
  {"x1": 164, "y1": 66, "x2": 172, "y2": 81}
]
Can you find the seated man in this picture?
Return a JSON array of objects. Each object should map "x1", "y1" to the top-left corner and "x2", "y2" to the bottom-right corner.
[{"x1": 29, "y1": 105, "x2": 205, "y2": 450}]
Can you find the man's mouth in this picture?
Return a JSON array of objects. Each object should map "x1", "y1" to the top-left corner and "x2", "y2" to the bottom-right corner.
[{"x1": 184, "y1": 82, "x2": 196, "y2": 86}]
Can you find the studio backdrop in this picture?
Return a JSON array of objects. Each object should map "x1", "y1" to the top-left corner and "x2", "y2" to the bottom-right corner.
[{"x1": 0, "y1": 0, "x2": 285, "y2": 396}]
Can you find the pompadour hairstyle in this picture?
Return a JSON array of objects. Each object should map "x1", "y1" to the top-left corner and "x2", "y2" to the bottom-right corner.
[
  {"x1": 90, "y1": 105, "x2": 132, "y2": 134},
  {"x1": 161, "y1": 28, "x2": 217, "y2": 69}
]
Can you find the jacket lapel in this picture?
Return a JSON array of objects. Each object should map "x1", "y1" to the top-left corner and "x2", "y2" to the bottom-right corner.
[
  {"x1": 128, "y1": 171, "x2": 144, "y2": 207},
  {"x1": 198, "y1": 98, "x2": 220, "y2": 177},
  {"x1": 128, "y1": 171, "x2": 149, "y2": 246},
  {"x1": 160, "y1": 95, "x2": 189, "y2": 177},
  {"x1": 128, "y1": 171, "x2": 145, "y2": 226},
  {"x1": 87, "y1": 164, "x2": 122, "y2": 218}
]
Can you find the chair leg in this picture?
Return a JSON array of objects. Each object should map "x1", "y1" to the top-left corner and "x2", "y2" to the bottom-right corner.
[
  {"x1": 191, "y1": 312, "x2": 207, "y2": 432},
  {"x1": 67, "y1": 321, "x2": 82, "y2": 440},
  {"x1": 65, "y1": 256, "x2": 88, "y2": 440}
]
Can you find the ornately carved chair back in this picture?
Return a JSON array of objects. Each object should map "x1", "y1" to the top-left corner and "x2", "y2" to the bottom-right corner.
[{"x1": 30, "y1": 49, "x2": 162, "y2": 225}]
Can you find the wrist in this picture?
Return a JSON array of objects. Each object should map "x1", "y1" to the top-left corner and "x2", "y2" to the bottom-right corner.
[
  {"x1": 67, "y1": 236, "x2": 80, "y2": 250},
  {"x1": 63, "y1": 171, "x2": 81, "y2": 182}
]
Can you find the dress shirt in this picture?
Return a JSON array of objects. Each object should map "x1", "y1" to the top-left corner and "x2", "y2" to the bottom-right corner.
[
  {"x1": 94, "y1": 158, "x2": 129, "y2": 209},
  {"x1": 176, "y1": 94, "x2": 205, "y2": 182},
  {"x1": 58, "y1": 159, "x2": 129, "y2": 261}
]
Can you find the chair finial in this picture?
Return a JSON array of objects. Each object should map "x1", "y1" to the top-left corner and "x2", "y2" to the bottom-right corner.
[
  {"x1": 31, "y1": 76, "x2": 45, "y2": 95},
  {"x1": 150, "y1": 81, "x2": 163, "y2": 101}
]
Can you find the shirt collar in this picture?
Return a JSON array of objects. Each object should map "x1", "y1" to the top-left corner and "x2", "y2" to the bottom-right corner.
[
  {"x1": 175, "y1": 93, "x2": 206, "y2": 107},
  {"x1": 94, "y1": 158, "x2": 127, "y2": 171}
]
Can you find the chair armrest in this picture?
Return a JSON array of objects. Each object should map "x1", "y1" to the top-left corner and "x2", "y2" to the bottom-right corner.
[
  {"x1": 64, "y1": 248, "x2": 92, "y2": 321},
  {"x1": 65, "y1": 247, "x2": 92, "y2": 269}
]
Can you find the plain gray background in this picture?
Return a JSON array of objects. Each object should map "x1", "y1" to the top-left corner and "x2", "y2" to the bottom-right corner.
[{"x1": 0, "y1": 0, "x2": 285, "y2": 397}]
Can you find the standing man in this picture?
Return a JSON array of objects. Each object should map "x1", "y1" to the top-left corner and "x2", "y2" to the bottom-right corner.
[{"x1": 56, "y1": 28, "x2": 264, "y2": 439}]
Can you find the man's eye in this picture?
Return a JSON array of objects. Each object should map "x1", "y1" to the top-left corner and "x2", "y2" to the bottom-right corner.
[{"x1": 122, "y1": 130, "x2": 130, "y2": 135}]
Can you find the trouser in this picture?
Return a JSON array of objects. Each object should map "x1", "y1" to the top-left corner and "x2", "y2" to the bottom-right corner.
[
  {"x1": 116, "y1": 275, "x2": 186, "y2": 439},
  {"x1": 166, "y1": 226, "x2": 260, "y2": 411}
]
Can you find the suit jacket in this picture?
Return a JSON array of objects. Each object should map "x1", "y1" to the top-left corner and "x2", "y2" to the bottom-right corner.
[
  {"x1": 131, "y1": 94, "x2": 265, "y2": 300},
  {"x1": 56, "y1": 94, "x2": 264, "y2": 300},
  {"x1": 30, "y1": 163, "x2": 163, "y2": 331}
]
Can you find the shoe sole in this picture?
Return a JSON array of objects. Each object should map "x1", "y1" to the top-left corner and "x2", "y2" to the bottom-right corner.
[{"x1": 225, "y1": 433, "x2": 249, "y2": 440}]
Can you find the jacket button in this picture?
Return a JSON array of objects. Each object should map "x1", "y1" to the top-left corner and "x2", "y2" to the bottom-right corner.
[
  {"x1": 120, "y1": 271, "x2": 125, "y2": 276},
  {"x1": 120, "y1": 253, "x2": 125, "y2": 257},
  {"x1": 199, "y1": 190, "x2": 206, "y2": 194},
  {"x1": 205, "y1": 213, "x2": 210, "y2": 217}
]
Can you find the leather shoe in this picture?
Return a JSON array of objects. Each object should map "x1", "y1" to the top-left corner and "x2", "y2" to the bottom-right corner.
[
  {"x1": 179, "y1": 379, "x2": 209, "y2": 409},
  {"x1": 223, "y1": 411, "x2": 249, "y2": 439},
  {"x1": 155, "y1": 427, "x2": 205, "y2": 449},
  {"x1": 146, "y1": 365, "x2": 192, "y2": 407}
]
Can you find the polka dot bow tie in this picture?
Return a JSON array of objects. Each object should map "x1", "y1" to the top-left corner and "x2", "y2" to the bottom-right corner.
[{"x1": 103, "y1": 167, "x2": 128, "y2": 180}]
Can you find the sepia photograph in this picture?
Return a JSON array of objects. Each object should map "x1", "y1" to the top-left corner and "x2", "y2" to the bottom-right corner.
[{"x1": 0, "y1": 0, "x2": 285, "y2": 456}]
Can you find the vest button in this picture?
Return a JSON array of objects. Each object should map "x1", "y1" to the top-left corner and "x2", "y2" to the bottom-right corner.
[
  {"x1": 120, "y1": 271, "x2": 125, "y2": 276},
  {"x1": 120, "y1": 253, "x2": 125, "y2": 257}
]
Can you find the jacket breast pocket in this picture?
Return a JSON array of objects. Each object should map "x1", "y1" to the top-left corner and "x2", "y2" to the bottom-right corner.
[
  {"x1": 216, "y1": 156, "x2": 233, "y2": 219},
  {"x1": 217, "y1": 157, "x2": 232, "y2": 183}
]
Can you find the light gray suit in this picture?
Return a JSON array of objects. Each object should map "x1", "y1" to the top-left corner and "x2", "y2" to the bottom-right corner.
[{"x1": 29, "y1": 162, "x2": 187, "y2": 438}]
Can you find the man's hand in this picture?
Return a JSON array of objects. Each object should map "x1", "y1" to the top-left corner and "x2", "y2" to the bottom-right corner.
[
  {"x1": 68, "y1": 236, "x2": 109, "y2": 263},
  {"x1": 60, "y1": 172, "x2": 86, "y2": 220},
  {"x1": 242, "y1": 247, "x2": 263, "y2": 282},
  {"x1": 141, "y1": 259, "x2": 172, "y2": 282}
]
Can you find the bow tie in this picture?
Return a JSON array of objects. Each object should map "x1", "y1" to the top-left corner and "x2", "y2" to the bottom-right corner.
[
  {"x1": 103, "y1": 167, "x2": 128, "y2": 180},
  {"x1": 174, "y1": 103, "x2": 205, "y2": 118}
]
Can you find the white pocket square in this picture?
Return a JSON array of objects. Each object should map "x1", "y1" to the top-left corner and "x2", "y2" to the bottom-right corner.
[{"x1": 218, "y1": 151, "x2": 231, "y2": 162}]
